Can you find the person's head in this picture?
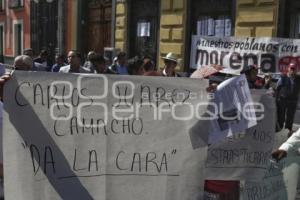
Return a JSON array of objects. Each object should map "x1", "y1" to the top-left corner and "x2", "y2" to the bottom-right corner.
[
  {"x1": 14, "y1": 55, "x2": 33, "y2": 71},
  {"x1": 55, "y1": 54, "x2": 65, "y2": 65},
  {"x1": 39, "y1": 50, "x2": 48, "y2": 61},
  {"x1": 87, "y1": 51, "x2": 96, "y2": 61},
  {"x1": 67, "y1": 50, "x2": 81, "y2": 69},
  {"x1": 127, "y1": 57, "x2": 144, "y2": 75},
  {"x1": 162, "y1": 52, "x2": 178, "y2": 76},
  {"x1": 287, "y1": 63, "x2": 297, "y2": 77},
  {"x1": 244, "y1": 65, "x2": 258, "y2": 82},
  {"x1": 90, "y1": 54, "x2": 106, "y2": 73},
  {"x1": 23, "y1": 48, "x2": 34, "y2": 58},
  {"x1": 143, "y1": 56, "x2": 155, "y2": 72},
  {"x1": 117, "y1": 52, "x2": 126, "y2": 66}
]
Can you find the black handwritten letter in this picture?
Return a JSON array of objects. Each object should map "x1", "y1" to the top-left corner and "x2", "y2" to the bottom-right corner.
[
  {"x1": 43, "y1": 146, "x2": 56, "y2": 174},
  {"x1": 88, "y1": 150, "x2": 99, "y2": 172},
  {"x1": 30, "y1": 144, "x2": 40, "y2": 175}
]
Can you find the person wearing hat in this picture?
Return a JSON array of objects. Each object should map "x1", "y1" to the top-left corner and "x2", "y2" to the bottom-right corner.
[
  {"x1": 275, "y1": 63, "x2": 300, "y2": 136},
  {"x1": 161, "y1": 52, "x2": 180, "y2": 77}
]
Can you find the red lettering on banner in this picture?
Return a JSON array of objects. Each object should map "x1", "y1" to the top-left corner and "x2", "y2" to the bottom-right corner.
[{"x1": 278, "y1": 56, "x2": 300, "y2": 73}]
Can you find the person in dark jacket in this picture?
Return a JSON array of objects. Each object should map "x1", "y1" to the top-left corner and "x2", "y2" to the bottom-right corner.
[
  {"x1": 90, "y1": 53, "x2": 116, "y2": 74},
  {"x1": 127, "y1": 56, "x2": 144, "y2": 75},
  {"x1": 109, "y1": 52, "x2": 128, "y2": 75},
  {"x1": 160, "y1": 52, "x2": 189, "y2": 77},
  {"x1": 242, "y1": 64, "x2": 264, "y2": 89},
  {"x1": 51, "y1": 54, "x2": 66, "y2": 72},
  {"x1": 33, "y1": 50, "x2": 49, "y2": 70},
  {"x1": 276, "y1": 63, "x2": 300, "y2": 136}
]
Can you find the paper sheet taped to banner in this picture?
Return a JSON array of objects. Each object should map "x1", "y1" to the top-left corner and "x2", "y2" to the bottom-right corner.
[
  {"x1": 208, "y1": 75, "x2": 257, "y2": 144},
  {"x1": 205, "y1": 90, "x2": 276, "y2": 180}
]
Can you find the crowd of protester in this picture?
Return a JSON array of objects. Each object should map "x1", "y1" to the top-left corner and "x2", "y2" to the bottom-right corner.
[
  {"x1": 18, "y1": 48, "x2": 187, "y2": 77},
  {"x1": 2, "y1": 48, "x2": 300, "y2": 140}
]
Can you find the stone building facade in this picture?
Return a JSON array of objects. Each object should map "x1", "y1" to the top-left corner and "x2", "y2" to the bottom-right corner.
[{"x1": 114, "y1": 0, "x2": 294, "y2": 72}]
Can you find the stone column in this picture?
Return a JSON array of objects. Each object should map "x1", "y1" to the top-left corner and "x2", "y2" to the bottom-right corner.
[
  {"x1": 115, "y1": 0, "x2": 126, "y2": 51},
  {"x1": 159, "y1": 0, "x2": 187, "y2": 71}
]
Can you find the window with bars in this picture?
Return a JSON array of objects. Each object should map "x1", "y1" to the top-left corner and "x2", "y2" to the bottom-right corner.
[
  {"x1": 191, "y1": 0, "x2": 235, "y2": 37},
  {"x1": 14, "y1": 22, "x2": 23, "y2": 56},
  {"x1": 186, "y1": 0, "x2": 236, "y2": 71}
]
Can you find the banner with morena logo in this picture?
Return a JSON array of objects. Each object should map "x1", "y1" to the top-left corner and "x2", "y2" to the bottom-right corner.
[{"x1": 190, "y1": 36, "x2": 300, "y2": 73}]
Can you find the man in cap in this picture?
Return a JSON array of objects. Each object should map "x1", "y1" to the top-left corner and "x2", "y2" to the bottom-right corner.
[{"x1": 275, "y1": 63, "x2": 300, "y2": 136}]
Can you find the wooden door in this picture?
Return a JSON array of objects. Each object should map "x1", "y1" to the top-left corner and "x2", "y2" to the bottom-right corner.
[{"x1": 85, "y1": 0, "x2": 112, "y2": 54}]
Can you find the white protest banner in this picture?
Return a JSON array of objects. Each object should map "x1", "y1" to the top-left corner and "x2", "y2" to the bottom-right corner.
[
  {"x1": 208, "y1": 74, "x2": 257, "y2": 144},
  {"x1": 190, "y1": 35, "x2": 300, "y2": 73},
  {"x1": 3, "y1": 71, "x2": 210, "y2": 200},
  {"x1": 205, "y1": 90, "x2": 276, "y2": 180}
]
